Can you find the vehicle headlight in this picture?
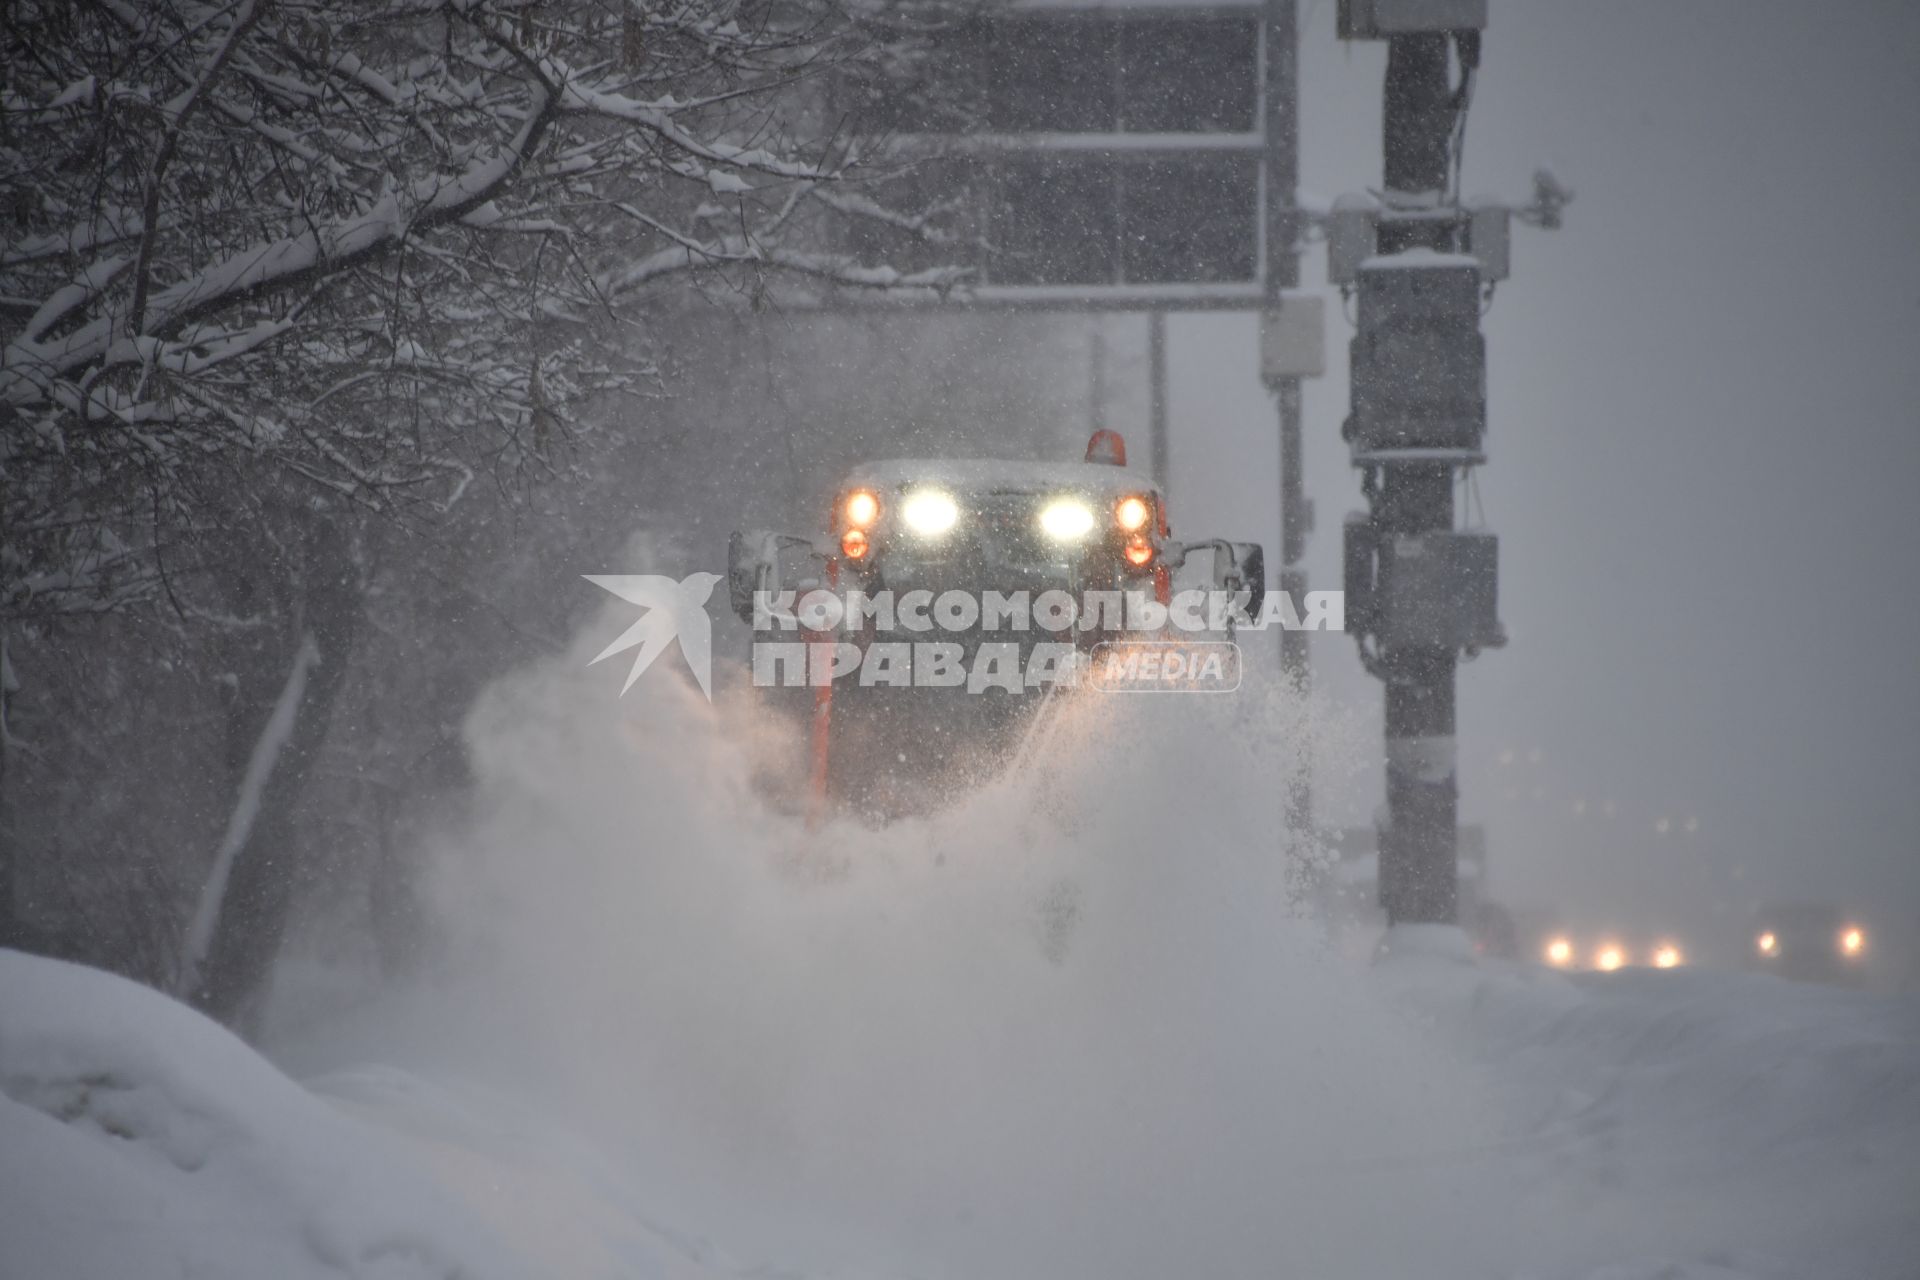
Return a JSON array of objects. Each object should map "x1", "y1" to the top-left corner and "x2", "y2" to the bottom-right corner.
[
  {"x1": 1594, "y1": 943, "x2": 1626, "y2": 972},
  {"x1": 1756, "y1": 931, "x2": 1779, "y2": 957},
  {"x1": 900, "y1": 489, "x2": 959, "y2": 537},
  {"x1": 1651, "y1": 942, "x2": 1684, "y2": 969},
  {"x1": 1544, "y1": 936, "x2": 1574, "y2": 967},
  {"x1": 1039, "y1": 498, "x2": 1096, "y2": 541},
  {"x1": 1115, "y1": 495, "x2": 1152, "y2": 532},
  {"x1": 845, "y1": 489, "x2": 880, "y2": 528},
  {"x1": 1839, "y1": 925, "x2": 1867, "y2": 958}
]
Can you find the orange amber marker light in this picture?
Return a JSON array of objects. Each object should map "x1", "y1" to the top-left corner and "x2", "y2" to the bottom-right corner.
[
  {"x1": 1123, "y1": 533, "x2": 1154, "y2": 567},
  {"x1": 841, "y1": 528, "x2": 870, "y2": 559},
  {"x1": 845, "y1": 490, "x2": 880, "y2": 528},
  {"x1": 1115, "y1": 495, "x2": 1151, "y2": 532}
]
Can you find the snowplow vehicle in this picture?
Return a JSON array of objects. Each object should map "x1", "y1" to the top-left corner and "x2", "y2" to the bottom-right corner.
[{"x1": 726, "y1": 432, "x2": 1264, "y2": 822}]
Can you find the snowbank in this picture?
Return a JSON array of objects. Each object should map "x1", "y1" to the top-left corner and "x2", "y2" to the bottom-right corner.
[
  {"x1": 0, "y1": 949, "x2": 720, "y2": 1280},
  {"x1": 1378, "y1": 925, "x2": 1920, "y2": 1278}
]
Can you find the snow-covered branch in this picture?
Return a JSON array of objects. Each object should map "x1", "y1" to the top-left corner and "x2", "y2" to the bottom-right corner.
[{"x1": 0, "y1": 0, "x2": 977, "y2": 620}]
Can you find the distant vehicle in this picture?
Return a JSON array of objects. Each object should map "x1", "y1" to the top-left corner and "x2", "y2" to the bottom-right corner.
[
  {"x1": 1747, "y1": 902, "x2": 1872, "y2": 986},
  {"x1": 1535, "y1": 925, "x2": 1690, "y2": 973},
  {"x1": 727, "y1": 431, "x2": 1263, "y2": 822}
]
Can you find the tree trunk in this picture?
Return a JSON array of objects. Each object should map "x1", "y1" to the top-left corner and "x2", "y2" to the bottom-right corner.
[
  {"x1": 175, "y1": 632, "x2": 318, "y2": 1001},
  {"x1": 184, "y1": 517, "x2": 362, "y2": 1027},
  {"x1": 0, "y1": 631, "x2": 14, "y2": 950}
]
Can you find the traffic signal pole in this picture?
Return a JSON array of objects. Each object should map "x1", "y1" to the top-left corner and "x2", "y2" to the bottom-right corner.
[
  {"x1": 1333, "y1": 4, "x2": 1531, "y2": 927},
  {"x1": 1376, "y1": 30, "x2": 1462, "y2": 924}
]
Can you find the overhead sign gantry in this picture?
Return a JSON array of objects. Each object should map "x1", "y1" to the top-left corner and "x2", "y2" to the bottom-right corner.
[{"x1": 851, "y1": 0, "x2": 1307, "y2": 313}]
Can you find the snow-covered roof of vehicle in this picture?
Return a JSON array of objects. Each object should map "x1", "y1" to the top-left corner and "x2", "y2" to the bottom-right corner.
[{"x1": 843, "y1": 458, "x2": 1160, "y2": 499}]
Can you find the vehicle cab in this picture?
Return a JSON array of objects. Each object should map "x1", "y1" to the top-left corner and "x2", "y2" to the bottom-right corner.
[{"x1": 726, "y1": 432, "x2": 1264, "y2": 822}]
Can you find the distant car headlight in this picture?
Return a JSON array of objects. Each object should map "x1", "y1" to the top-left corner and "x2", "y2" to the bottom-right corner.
[
  {"x1": 1756, "y1": 931, "x2": 1779, "y2": 957},
  {"x1": 1839, "y1": 925, "x2": 1867, "y2": 958},
  {"x1": 1594, "y1": 943, "x2": 1626, "y2": 972},
  {"x1": 1651, "y1": 942, "x2": 1685, "y2": 969},
  {"x1": 1039, "y1": 498, "x2": 1096, "y2": 541},
  {"x1": 901, "y1": 489, "x2": 959, "y2": 537},
  {"x1": 1544, "y1": 936, "x2": 1575, "y2": 968}
]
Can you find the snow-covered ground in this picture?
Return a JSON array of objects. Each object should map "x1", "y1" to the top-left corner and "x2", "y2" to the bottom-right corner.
[
  {"x1": 8, "y1": 941, "x2": 1917, "y2": 1280},
  {"x1": 6, "y1": 629, "x2": 1918, "y2": 1280}
]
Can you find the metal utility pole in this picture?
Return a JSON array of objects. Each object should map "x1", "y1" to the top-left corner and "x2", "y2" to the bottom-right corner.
[
  {"x1": 1333, "y1": 0, "x2": 1519, "y2": 926},
  {"x1": 1088, "y1": 326, "x2": 1107, "y2": 438},
  {"x1": 1148, "y1": 311, "x2": 1169, "y2": 491},
  {"x1": 1261, "y1": 0, "x2": 1318, "y2": 833},
  {"x1": 1262, "y1": 0, "x2": 1307, "y2": 679}
]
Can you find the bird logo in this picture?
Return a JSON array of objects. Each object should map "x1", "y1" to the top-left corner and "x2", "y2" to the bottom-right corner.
[{"x1": 584, "y1": 572, "x2": 723, "y2": 699}]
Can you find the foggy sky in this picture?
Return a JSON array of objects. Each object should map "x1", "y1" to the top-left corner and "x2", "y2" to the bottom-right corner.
[{"x1": 1171, "y1": 0, "x2": 1920, "y2": 930}]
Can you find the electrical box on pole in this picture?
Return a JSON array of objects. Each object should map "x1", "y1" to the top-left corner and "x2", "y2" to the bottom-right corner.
[
  {"x1": 1348, "y1": 255, "x2": 1486, "y2": 456},
  {"x1": 1338, "y1": 0, "x2": 1485, "y2": 39},
  {"x1": 1344, "y1": 524, "x2": 1502, "y2": 652},
  {"x1": 1261, "y1": 294, "x2": 1326, "y2": 381}
]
